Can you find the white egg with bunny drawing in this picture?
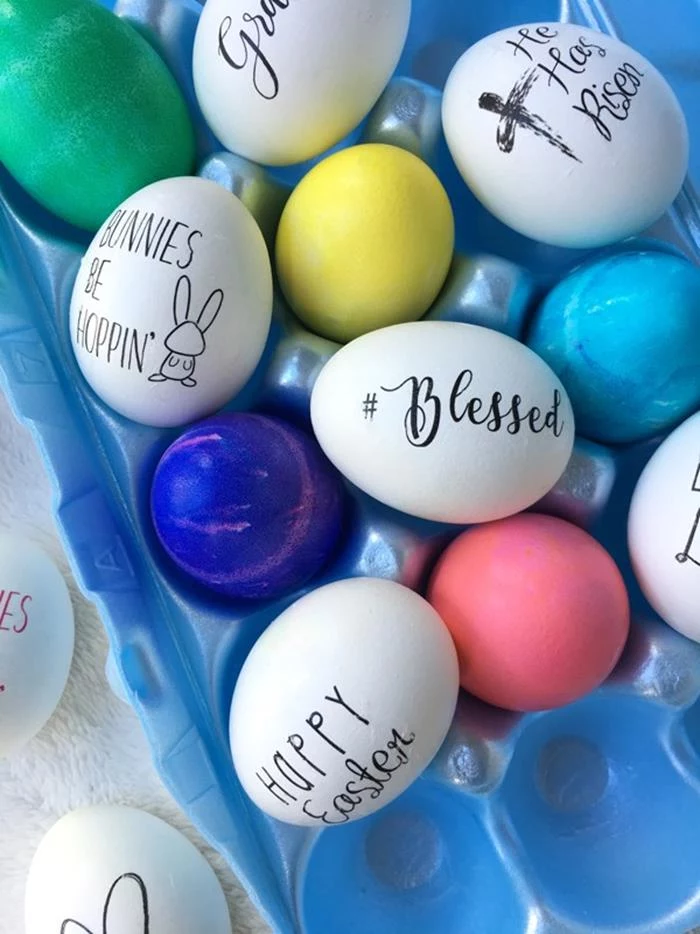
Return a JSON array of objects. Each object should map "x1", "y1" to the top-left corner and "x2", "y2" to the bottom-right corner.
[
  {"x1": 25, "y1": 805, "x2": 232, "y2": 934},
  {"x1": 70, "y1": 176, "x2": 273, "y2": 428}
]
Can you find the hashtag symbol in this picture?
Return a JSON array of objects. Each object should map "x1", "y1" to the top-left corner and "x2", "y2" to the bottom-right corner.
[{"x1": 362, "y1": 393, "x2": 378, "y2": 420}]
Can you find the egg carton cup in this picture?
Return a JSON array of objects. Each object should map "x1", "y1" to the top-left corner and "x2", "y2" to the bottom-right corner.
[{"x1": 1, "y1": 0, "x2": 700, "y2": 932}]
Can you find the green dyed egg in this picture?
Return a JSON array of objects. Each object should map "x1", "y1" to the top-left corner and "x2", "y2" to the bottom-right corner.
[{"x1": 0, "y1": 0, "x2": 196, "y2": 231}]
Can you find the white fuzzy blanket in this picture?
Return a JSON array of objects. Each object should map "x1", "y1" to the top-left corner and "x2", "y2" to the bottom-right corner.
[{"x1": 0, "y1": 390, "x2": 269, "y2": 934}]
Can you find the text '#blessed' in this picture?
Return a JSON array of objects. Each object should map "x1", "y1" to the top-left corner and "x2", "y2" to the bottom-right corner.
[{"x1": 373, "y1": 369, "x2": 565, "y2": 448}]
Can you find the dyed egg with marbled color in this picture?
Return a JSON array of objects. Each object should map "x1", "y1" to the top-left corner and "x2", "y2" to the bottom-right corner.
[
  {"x1": 528, "y1": 251, "x2": 700, "y2": 444},
  {"x1": 151, "y1": 413, "x2": 345, "y2": 599}
]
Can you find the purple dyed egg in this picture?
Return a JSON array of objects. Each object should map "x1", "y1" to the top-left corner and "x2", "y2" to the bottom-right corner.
[{"x1": 151, "y1": 413, "x2": 345, "y2": 600}]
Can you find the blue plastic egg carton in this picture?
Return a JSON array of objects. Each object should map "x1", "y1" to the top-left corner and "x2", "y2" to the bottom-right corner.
[{"x1": 2, "y1": 0, "x2": 700, "y2": 931}]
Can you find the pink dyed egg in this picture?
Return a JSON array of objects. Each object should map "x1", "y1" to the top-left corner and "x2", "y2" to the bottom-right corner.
[{"x1": 427, "y1": 514, "x2": 630, "y2": 711}]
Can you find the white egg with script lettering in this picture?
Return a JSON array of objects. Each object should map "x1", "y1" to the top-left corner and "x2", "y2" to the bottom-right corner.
[
  {"x1": 442, "y1": 22, "x2": 689, "y2": 248},
  {"x1": 629, "y1": 412, "x2": 700, "y2": 642},
  {"x1": 70, "y1": 176, "x2": 273, "y2": 428},
  {"x1": 193, "y1": 0, "x2": 411, "y2": 165},
  {"x1": 310, "y1": 321, "x2": 575, "y2": 524},
  {"x1": 230, "y1": 578, "x2": 459, "y2": 826}
]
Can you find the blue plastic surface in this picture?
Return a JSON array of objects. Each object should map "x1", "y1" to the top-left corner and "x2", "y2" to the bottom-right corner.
[{"x1": 1, "y1": 1, "x2": 699, "y2": 932}]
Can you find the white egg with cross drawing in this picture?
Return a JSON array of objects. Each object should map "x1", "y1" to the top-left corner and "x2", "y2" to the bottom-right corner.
[
  {"x1": 229, "y1": 577, "x2": 459, "y2": 826},
  {"x1": 69, "y1": 176, "x2": 273, "y2": 428},
  {"x1": 442, "y1": 22, "x2": 689, "y2": 248},
  {"x1": 629, "y1": 412, "x2": 700, "y2": 643}
]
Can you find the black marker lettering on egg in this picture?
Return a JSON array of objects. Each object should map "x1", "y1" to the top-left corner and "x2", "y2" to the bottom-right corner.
[
  {"x1": 506, "y1": 25, "x2": 559, "y2": 62},
  {"x1": 255, "y1": 684, "x2": 418, "y2": 825},
  {"x1": 377, "y1": 369, "x2": 565, "y2": 447},
  {"x1": 483, "y1": 27, "x2": 646, "y2": 157},
  {"x1": 572, "y1": 61, "x2": 645, "y2": 141},
  {"x1": 218, "y1": 0, "x2": 292, "y2": 100},
  {"x1": 538, "y1": 45, "x2": 587, "y2": 93},
  {"x1": 287, "y1": 733, "x2": 327, "y2": 776},
  {"x1": 535, "y1": 37, "x2": 606, "y2": 94},
  {"x1": 74, "y1": 307, "x2": 154, "y2": 373},
  {"x1": 325, "y1": 684, "x2": 371, "y2": 725},
  {"x1": 97, "y1": 209, "x2": 202, "y2": 268},
  {"x1": 299, "y1": 725, "x2": 416, "y2": 825},
  {"x1": 378, "y1": 375, "x2": 441, "y2": 448},
  {"x1": 496, "y1": 27, "x2": 644, "y2": 147},
  {"x1": 256, "y1": 767, "x2": 298, "y2": 805}
]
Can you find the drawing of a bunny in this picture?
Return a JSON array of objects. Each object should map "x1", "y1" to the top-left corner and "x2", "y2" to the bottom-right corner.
[
  {"x1": 60, "y1": 871, "x2": 150, "y2": 933},
  {"x1": 149, "y1": 274, "x2": 224, "y2": 388}
]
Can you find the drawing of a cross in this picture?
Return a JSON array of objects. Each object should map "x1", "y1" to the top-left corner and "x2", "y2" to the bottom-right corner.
[{"x1": 478, "y1": 68, "x2": 581, "y2": 163}]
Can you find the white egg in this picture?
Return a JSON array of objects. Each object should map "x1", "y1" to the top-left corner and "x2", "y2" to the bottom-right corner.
[
  {"x1": 310, "y1": 321, "x2": 575, "y2": 524},
  {"x1": 442, "y1": 23, "x2": 689, "y2": 248},
  {"x1": 230, "y1": 577, "x2": 459, "y2": 826},
  {"x1": 25, "y1": 805, "x2": 232, "y2": 934},
  {"x1": 193, "y1": 0, "x2": 412, "y2": 166},
  {"x1": 70, "y1": 176, "x2": 273, "y2": 428},
  {"x1": 0, "y1": 535, "x2": 74, "y2": 758},
  {"x1": 629, "y1": 412, "x2": 700, "y2": 642}
]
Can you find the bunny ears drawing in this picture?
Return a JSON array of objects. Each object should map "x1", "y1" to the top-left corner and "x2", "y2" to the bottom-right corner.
[
  {"x1": 149, "y1": 274, "x2": 224, "y2": 388},
  {"x1": 60, "y1": 872, "x2": 150, "y2": 933}
]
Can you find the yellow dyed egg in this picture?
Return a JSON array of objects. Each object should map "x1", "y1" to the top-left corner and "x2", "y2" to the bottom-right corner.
[{"x1": 275, "y1": 144, "x2": 455, "y2": 343}]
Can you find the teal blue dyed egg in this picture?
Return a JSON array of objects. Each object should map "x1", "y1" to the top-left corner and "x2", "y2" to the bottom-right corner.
[{"x1": 527, "y1": 252, "x2": 700, "y2": 445}]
